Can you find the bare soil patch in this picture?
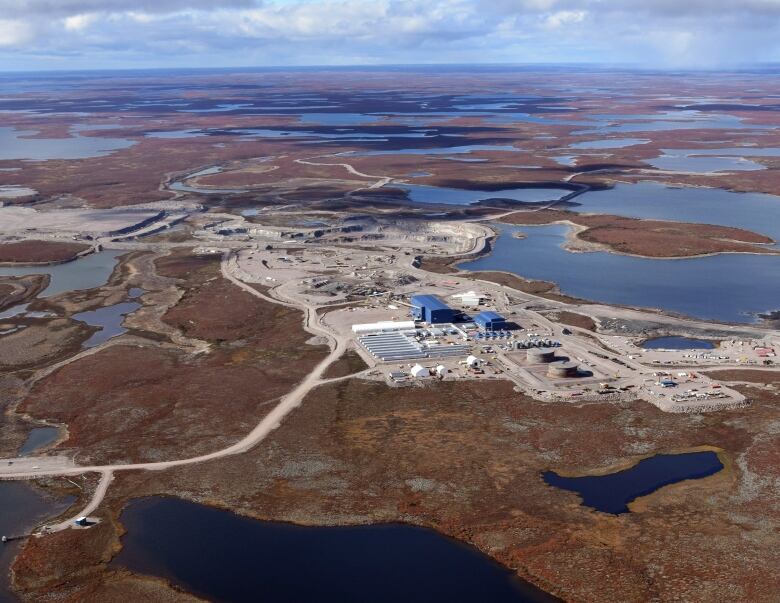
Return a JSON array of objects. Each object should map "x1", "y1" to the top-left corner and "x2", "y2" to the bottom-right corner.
[{"x1": 0, "y1": 241, "x2": 92, "y2": 265}]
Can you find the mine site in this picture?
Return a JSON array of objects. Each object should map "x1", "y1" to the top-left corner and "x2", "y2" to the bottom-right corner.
[{"x1": 1, "y1": 63, "x2": 780, "y2": 603}]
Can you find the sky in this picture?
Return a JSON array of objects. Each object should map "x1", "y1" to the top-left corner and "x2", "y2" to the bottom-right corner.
[{"x1": 2, "y1": 0, "x2": 780, "y2": 71}]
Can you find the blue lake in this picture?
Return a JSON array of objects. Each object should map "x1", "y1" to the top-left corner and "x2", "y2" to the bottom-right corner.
[
  {"x1": 568, "y1": 138, "x2": 649, "y2": 149},
  {"x1": 642, "y1": 337, "x2": 716, "y2": 350},
  {"x1": 73, "y1": 301, "x2": 141, "y2": 348},
  {"x1": 0, "y1": 126, "x2": 134, "y2": 161},
  {"x1": 0, "y1": 250, "x2": 124, "y2": 297},
  {"x1": 394, "y1": 183, "x2": 572, "y2": 205},
  {"x1": 572, "y1": 181, "x2": 780, "y2": 240},
  {"x1": 113, "y1": 497, "x2": 557, "y2": 603},
  {"x1": 460, "y1": 224, "x2": 780, "y2": 322},
  {"x1": 353, "y1": 144, "x2": 519, "y2": 156},
  {"x1": 543, "y1": 451, "x2": 723, "y2": 514},
  {"x1": 648, "y1": 154, "x2": 765, "y2": 173},
  {"x1": 0, "y1": 483, "x2": 74, "y2": 601}
]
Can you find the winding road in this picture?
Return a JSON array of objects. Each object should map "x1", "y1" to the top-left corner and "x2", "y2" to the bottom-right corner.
[{"x1": 1, "y1": 252, "x2": 352, "y2": 533}]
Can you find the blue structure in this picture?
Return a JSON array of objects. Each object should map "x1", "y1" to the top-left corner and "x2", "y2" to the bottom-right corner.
[
  {"x1": 474, "y1": 311, "x2": 508, "y2": 331},
  {"x1": 411, "y1": 294, "x2": 456, "y2": 324}
]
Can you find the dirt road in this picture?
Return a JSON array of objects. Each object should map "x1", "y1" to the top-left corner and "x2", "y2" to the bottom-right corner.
[{"x1": 0, "y1": 252, "x2": 351, "y2": 532}]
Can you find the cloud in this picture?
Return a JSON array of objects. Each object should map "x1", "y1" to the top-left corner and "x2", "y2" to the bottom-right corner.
[
  {"x1": 0, "y1": 19, "x2": 34, "y2": 47},
  {"x1": 1, "y1": 0, "x2": 780, "y2": 69},
  {"x1": 4, "y1": 0, "x2": 257, "y2": 17}
]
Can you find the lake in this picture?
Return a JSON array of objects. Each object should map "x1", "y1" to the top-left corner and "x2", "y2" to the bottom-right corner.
[
  {"x1": 543, "y1": 451, "x2": 723, "y2": 514},
  {"x1": 459, "y1": 224, "x2": 780, "y2": 322},
  {"x1": 0, "y1": 250, "x2": 124, "y2": 298},
  {"x1": 113, "y1": 497, "x2": 558, "y2": 603},
  {"x1": 0, "y1": 126, "x2": 134, "y2": 161},
  {"x1": 393, "y1": 183, "x2": 573, "y2": 206},
  {"x1": 572, "y1": 181, "x2": 780, "y2": 241},
  {"x1": 0, "y1": 483, "x2": 74, "y2": 602}
]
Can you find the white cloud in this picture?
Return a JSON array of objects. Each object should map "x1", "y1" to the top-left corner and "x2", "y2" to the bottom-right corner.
[
  {"x1": 63, "y1": 13, "x2": 98, "y2": 31},
  {"x1": 2, "y1": 0, "x2": 780, "y2": 68},
  {"x1": 0, "y1": 19, "x2": 34, "y2": 47},
  {"x1": 544, "y1": 10, "x2": 586, "y2": 29}
]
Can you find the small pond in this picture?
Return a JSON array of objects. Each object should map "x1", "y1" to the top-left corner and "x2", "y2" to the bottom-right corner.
[
  {"x1": 641, "y1": 337, "x2": 716, "y2": 350},
  {"x1": 73, "y1": 301, "x2": 141, "y2": 348},
  {"x1": 18, "y1": 427, "x2": 60, "y2": 456},
  {"x1": 543, "y1": 451, "x2": 724, "y2": 514}
]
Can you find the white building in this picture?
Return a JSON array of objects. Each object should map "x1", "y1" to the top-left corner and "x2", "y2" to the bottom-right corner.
[
  {"x1": 411, "y1": 364, "x2": 430, "y2": 378},
  {"x1": 466, "y1": 355, "x2": 482, "y2": 368},
  {"x1": 451, "y1": 290, "x2": 485, "y2": 308},
  {"x1": 352, "y1": 320, "x2": 416, "y2": 335},
  {"x1": 435, "y1": 365, "x2": 448, "y2": 378}
]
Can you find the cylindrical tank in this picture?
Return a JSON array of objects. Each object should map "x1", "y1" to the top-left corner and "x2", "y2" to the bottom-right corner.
[
  {"x1": 547, "y1": 361, "x2": 579, "y2": 378},
  {"x1": 527, "y1": 348, "x2": 556, "y2": 363}
]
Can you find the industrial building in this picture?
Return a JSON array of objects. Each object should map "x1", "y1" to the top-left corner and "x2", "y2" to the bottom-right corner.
[
  {"x1": 358, "y1": 332, "x2": 426, "y2": 362},
  {"x1": 411, "y1": 364, "x2": 429, "y2": 378},
  {"x1": 411, "y1": 294, "x2": 456, "y2": 324},
  {"x1": 474, "y1": 311, "x2": 508, "y2": 332},
  {"x1": 451, "y1": 290, "x2": 485, "y2": 308},
  {"x1": 352, "y1": 321, "x2": 416, "y2": 335},
  {"x1": 358, "y1": 331, "x2": 470, "y2": 362}
]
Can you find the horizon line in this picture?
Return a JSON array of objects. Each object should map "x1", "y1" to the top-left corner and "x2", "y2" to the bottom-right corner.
[{"x1": 3, "y1": 61, "x2": 780, "y2": 76}]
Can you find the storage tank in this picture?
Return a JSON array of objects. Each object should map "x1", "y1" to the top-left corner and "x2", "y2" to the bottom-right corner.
[
  {"x1": 527, "y1": 348, "x2": 556, "y2": 363},
  {"x1": 547, "y1": 361, "x2": 579, "y2": 378}
]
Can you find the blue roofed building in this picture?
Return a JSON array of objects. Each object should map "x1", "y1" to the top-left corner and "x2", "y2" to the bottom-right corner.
[
  {"x1": 410, "y1": 294, "x2": 456, "y2": 324},
  {"x1": 474, "y1": 311, "x2": 508, "y2": 331}
]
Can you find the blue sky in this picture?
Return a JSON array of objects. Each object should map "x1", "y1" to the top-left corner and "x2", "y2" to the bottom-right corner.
[{"x1": 2, "y1": 0, "x2": 780, "y2": 71}]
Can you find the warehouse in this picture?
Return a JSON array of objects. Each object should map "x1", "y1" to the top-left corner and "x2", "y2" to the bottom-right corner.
[
  {"x1": 451, "y1": 290, "x2": 485, "y2": 308},
  {"x1": 411, "y1": 294, "x2": 456, "y2": 324},
  {"x1": 474, "y1": 311, "x2": 508, "y2": 332},
  {"x1": 352, "y1": 321, "x2": 416, "y2": 335}
]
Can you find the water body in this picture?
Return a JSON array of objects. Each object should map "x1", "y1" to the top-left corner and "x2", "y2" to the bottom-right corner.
[
  {"x1": 568, "y1": 138, "x2": 649, "y2": 149},
  {"x1": 642, "y1": 336, "x2": 716, "y2": 350},
  {"x1": 113, "y1": 497, "x2": 556, "y2": 603},
  {"x1": 576, "y1": 111, "x2": 749, "y2": 134},
  {"x1": 18, "y1": 427, "x2": 60, "y2": 456},
  {"x1": 0, "y1": 483, "x2": 74, "y2": 602},
  {"x1": 553, "y1": 156, "x2": 577, "y2": 166},
  {"x1": 573, "y1": 181, "x2": 780, "y2": 241},
  {"x1": 648, "y1": 154, "x2": 765, "y2": 173},
  {"x1": 0, "y1": 250, "x2": 124, "y2": 298},
  {"x1": 0, "y1": 126, "x2": 134, "y2": 161},
  {"x1": 393, "y1": 183, "x2": 572, "y2": 206},
  {"x1": 298, "y1": 113, "x2": 379, "y2": 126},
  {"x1": 354, "y1": 144, "x2": 519, "y2": 156},
  {"x1": 543, "y1": 451, "x2": 723, "y2": 514},
  {"x1": 145, "y1": 129, "x2": 207, "y2": 139},
  {"x1": 0, "y1": 186, "x2": 36, "y2": 199},
  {"x1": 460, "y1": 224, "x2": 780, "y2": 322},
  {"x1": 73, "y1": 301, "x2": 141, "y2": 348}
]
